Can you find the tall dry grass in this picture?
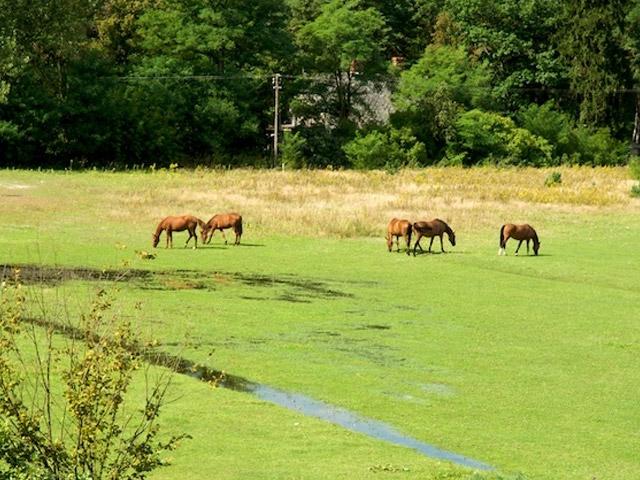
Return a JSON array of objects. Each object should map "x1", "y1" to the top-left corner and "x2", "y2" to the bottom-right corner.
[{"x1": 1, "y1": 166, "x2": 637, "y2": 237}]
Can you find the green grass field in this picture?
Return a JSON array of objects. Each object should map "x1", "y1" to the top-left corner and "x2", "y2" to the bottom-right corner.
[{"x1": 0, "y1": 168, "x2": 638, "y2": 479}]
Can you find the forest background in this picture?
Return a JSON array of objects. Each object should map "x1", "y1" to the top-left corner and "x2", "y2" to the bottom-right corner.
[{"x1": 2, "y1": 0, "x2": 640, "y2": 170}]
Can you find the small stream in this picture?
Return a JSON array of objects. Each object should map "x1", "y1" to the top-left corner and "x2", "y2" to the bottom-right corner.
[
  {"x1": 20, "y1": 314, "x2": 494, "y2": 471},
  {"x1": 147, "y1": 350, "x2": 494, "y2": 471}
]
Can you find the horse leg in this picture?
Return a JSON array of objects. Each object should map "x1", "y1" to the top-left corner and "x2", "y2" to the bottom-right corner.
[
  {"x1": 395, "y1": 235, "x2": 400, "y2": 252},
  {"x1": 515, "y1": 240, "x2": 523, "y2": 256},
  {"x1": 500, "y1": 235, "x2": 510, "y2": 255},
  {"x1": 185, "y1": 231, "x2": 192, "y2": 248},
  {"x1": 167, "y1": 230, "x2": 173, "y2": 248},
  {"x1": 440, "y1": 234, "x2": 446, "y2": 253},
  {"x1": 526, "y1": 239, "x2": 530, "y2": 255},
  {"x1": 413, "y1": 234, "x2": 423, "y2": 256},
  {"x1": 428, "y1": 237, "x2": 434, "y2": 253},
  {"x1": 219, "y1": 228, "x2": 228, "y2": 245}
]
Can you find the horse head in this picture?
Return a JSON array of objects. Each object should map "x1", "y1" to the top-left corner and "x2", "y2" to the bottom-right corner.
[
  {"x1": 152, "y1": 233, "x2": 159, "y2": 248},
  {"x1": 533, "y1": 240, "x2": 540, "y2": 256},
  {"x1": 448, "y1": 230, "x2": 456, "y2": 247},
  {"x1": 200, "y1": 225, "x2": 210, "y2": 244}
]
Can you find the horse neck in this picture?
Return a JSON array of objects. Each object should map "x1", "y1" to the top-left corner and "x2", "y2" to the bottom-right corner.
[
  {"x1": 154, "y1": 222, "x2": 165, "y2": 238},
  {"x1": 532, "y1": 230, "x2": 540, "y2": 247}
]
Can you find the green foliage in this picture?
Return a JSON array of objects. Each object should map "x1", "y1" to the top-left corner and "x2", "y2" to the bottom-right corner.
[
  {"x1": 629, "y1": 156, "x2": 640, "y2": 179},
  {"x1": 294, "y1": 0, "x2": 388, "y2": 123},
  {"x1": 0, "y1": 0, "x2": 638, "y2": 168},
  {"x1": 451, "y1": 109, "x2": 552, "y2": 166},
  {"x1": 517, "y1": 102, "x2": 628, "y2": 165},
  {"x1": 630, "y1": 182, "x2": 640, "y2": 197},
  {"x1": 544, "y1": 171, "x2": 562, "y2": 187},
  {"x1": 343, "y1": 127, "x2": 426, "y2": 170},
  {"x1": 555, "y1": 0, "x2": 631, "y2": 127},
  {"x1": 392, "y1": 45, "x2": 492, "y2": 159},
  {"x1": 443, "y1": 0, "x2": 565, "y2": 108},
  {"x1": 281, "y1": 131, "x2": 307, "y2": 169},
  {"x1": 0, "y1": 278, "x2": 183, "y2": 479}
]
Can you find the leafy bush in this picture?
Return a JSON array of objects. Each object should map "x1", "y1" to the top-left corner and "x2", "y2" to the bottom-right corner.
[
  {"x1": 392, "y1": 45, "x2": 493, "y2": 159},
  {"x1": 517, "y1": 102, "x2": 627, "y2": 165},
  {"x1": 451, "y1": 109, "x2": 552, "y2": 166},
  {"x1": 0, "y1": 277, "x2": 184, "y2": 479},
  {"x1": 567, "y1": 126, "x2": 627, "y2": 166},
  {"x1": 343, "y1": 127, "x2": 426, "y2": 170},
  {"x1": 281, "y1": 131, "x2": 307, "y2": 169},
  {"x1": 544, "y1": 171, "x2": 562, "y2": 187},
  {"x1": 630, "y1": 156, "x2": 640, "y2": 180},
  {"x1": 631, "y1": 182, "x2": 640, "y2": 198}
]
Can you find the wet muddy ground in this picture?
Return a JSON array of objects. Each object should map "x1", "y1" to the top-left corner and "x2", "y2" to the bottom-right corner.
[
  {"x1": 1, "y1": 263, "x2": 353, "y2": 303},
  {"x1": 20, "y1": 314, "x2": 493, "y2": 471}
]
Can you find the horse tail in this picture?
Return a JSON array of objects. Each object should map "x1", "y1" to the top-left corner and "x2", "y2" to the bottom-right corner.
[{"x1": 499, "y1": 224, "x2": 505, "y2": 248}]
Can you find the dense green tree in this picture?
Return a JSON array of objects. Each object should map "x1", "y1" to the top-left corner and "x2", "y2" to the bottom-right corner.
[
  {"x1": 624, "y1": 1, "x2": 640, "y2": 150},
  {"x1": 555, "y1": 0, "x2": 632, "y2": 128},
  {"x1": 294, "y1": 0, "x2": 388, "y2": 124},
  {"x1": 443, "y1": 0, "x2": 565, "y2": 110},
  {"x1": 392, "y1": 45, "x2": 492, "y2": 159}
]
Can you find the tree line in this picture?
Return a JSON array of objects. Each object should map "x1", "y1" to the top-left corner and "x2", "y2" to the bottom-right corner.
[{"x1": 1, "y1": 0, "x2": 640, "y2": 169}]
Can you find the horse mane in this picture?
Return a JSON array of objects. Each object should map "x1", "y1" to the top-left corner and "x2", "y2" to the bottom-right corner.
[{"x1": 436, "y1": 218, "x2": 453, "y2": 235}]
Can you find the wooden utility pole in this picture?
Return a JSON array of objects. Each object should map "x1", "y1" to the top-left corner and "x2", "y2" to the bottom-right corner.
[{"x1": 272, "y1": 73, "x2": 282, "y2": 167}]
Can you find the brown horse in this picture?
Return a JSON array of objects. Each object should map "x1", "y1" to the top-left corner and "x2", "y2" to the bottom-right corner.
[
  {"x1": 152, "y1": 215, "x2": 205, "y2": 249},
  {"x1": 201, "y1": 213, "x2": 243, "y2": 245},
  {"x1": 386, "y1": 218, "x2": 412, "y2": 255},
  {"x1": 498, "y1": 224, "x2": 540, "y2": 256},
  {"x1": 412, "y1": 219, "x2": 456, "y2": 255}
]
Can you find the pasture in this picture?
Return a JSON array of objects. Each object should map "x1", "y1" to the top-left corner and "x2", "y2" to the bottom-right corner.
[{"x1": 0, "y1": 167, "x2": 638, "y2": 480}]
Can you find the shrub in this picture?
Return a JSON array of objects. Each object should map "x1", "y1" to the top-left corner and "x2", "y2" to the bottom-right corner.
[
  {"x1": 280, "y1": 131, "x2": 307, "y2": 169},
  {"x1": 544, "y1": 171, "x2": 562, "y2": 187},
  {"x1": 628, "y1": 156, "x2": 640, "y2": 180},
  {"x1": 631, "y1": 182, "x2": 640, "y2": 198},
  {"x1": 0, "y1": 277, "x2": 184, "y2": 479},
  {"x1": 343, "y1": 127, "x2": 426, "y2": 170},
  {"x1": 568, "y1": 126, "x2": 627, "y2": 166},
  {"x1": 451, "y1": 109, "x2": 552, "y2": 166},
  {"x1": 517, "y1": 102, "x2": 627, "y2": 165}
]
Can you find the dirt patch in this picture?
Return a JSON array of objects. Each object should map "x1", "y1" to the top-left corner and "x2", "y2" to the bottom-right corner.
[{"x1": 1, "y1": 263, "x2": 353, "y2": 303}]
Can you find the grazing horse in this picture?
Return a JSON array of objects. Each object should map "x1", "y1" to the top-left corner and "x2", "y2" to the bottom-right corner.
[
  {"x1": 412, "y1": 219, "x2": 456, "y2": 255},
  {"x1": 152, "y1": 215, "x2": 205, "y2": 249},
  {"x1": 386, "y1": 218, "x2": 412, "y2": 255},
  {"x1": 498, "y1": 224, "x2": 540, "y2": 256},
  {"x1": 201, "y1": 213, "x2": 243, "y2": 245}
]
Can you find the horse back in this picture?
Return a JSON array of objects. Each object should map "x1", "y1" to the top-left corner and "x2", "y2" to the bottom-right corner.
[
  {"x1": 506, "y1": 223, "x2": 536, "y2": 240},
  {"x1": 388, "y1": 218, "x2": 411, "y2": 236},
  {"x1": 209, "y1": 212, "x2": 242, "y2": 229}
]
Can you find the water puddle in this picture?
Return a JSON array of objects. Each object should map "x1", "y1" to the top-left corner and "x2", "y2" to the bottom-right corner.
[{"x1": 20, "y1": 314, "x2": 494, "y2": 472}]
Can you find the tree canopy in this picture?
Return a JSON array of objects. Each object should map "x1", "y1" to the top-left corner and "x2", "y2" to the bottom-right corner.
[{"x1": 0, "y1": 0, "x2": 637, "y2": 168}]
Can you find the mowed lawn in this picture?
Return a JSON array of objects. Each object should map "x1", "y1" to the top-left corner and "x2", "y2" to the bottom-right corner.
[{"x1": 0, "y1": 168, "x2": 638, "y2": 480}]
